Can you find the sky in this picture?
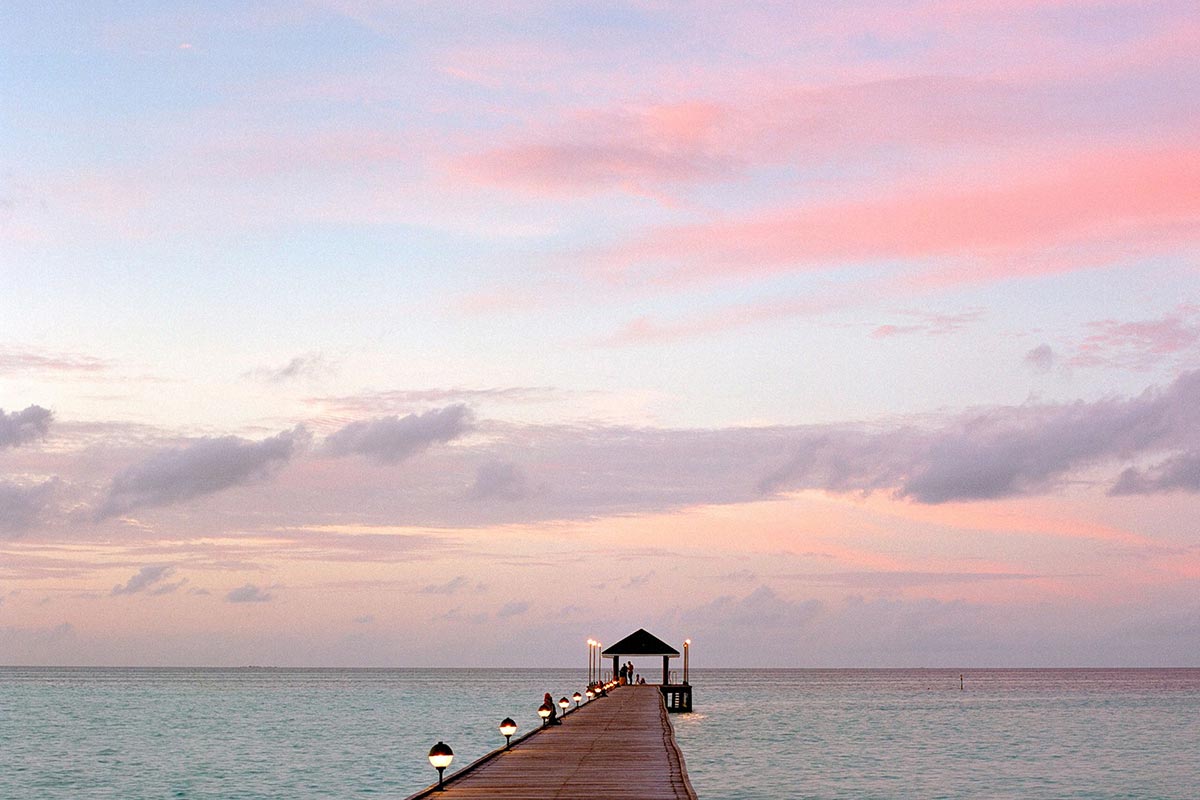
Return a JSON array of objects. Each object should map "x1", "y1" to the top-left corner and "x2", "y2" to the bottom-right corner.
[{"x1": 2, "y1": 0, "x2": 1199, "y2": 667}]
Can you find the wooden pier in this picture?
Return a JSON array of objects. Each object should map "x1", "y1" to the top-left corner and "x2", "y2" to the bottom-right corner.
[{"x1": 404, "y1": 685, "x2": 698, "y2": 800}]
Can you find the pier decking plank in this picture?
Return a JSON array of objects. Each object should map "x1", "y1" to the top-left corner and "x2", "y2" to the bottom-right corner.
[{"x1": 420, "y1": 685, "x2": 697, "y2": 800}]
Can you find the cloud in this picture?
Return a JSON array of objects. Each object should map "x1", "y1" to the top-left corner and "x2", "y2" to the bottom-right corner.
[
  {"x1": 624, "y1": 571, "x2": 656, "y2": 589},
  {"x1": 454, "y1": 77, "x2": 1063, "y2": 200},
  {"x1": 226, "y1": 584, "x2": 273, "y2": 603},
  {"x1": 717, "y1": 570, "x2": 758, "y2": 583},
  {"x1": 418, "y1": 576, "x2": 470, "y2": 595},
  {"x1": 1025, "y1": 343, "x2": 1056, "y2": 372},
  {"x1": 46, "y1": 371, "x2": 1200, "y2": 538},
  {"x1": 682, "y1": 585, "x2": 823, "y2": 629},
  {"x1": 322, "y1": 405, "x2": 473, "y2": 464},
  {"x1": 597, "y1": 301, "x2": 979, "y2": 349},
  {"x1": 1070, "y1": 307, "x2": 1200, "y2": 370},
  {"x1": 0, "y1": 479, "x2": 58, "y2": 535},
  {"x1": 111, "y1": 565, "x2": 181, "y2": 596},
  {"x1": 597, "y1": 295, "x2": 836, "y2": 347},
  {"x1": 671, "y1": 586, "x2": 1020, "y2": 665},
  {"x1": 304, "y1": 370, "x2": 1200, "y2": 527},
  {"x1": 0, "y1": 406, "x2": 53, "y2": 449},
  {"x1": 497, "y1": 601, "x2": 529, "y2": 618},
  {"x1": 0, "y1": 621, "x2": 76, "y2": 648},
  {"x1": 353, "y1": 614, "x2": 375, "y2": 624},
  {"x1": 597, "y1": 145, "x2": 1200, "y2": 286},
  {"x1": 870, "y1": 309, "x2": 984, "y2": 339},
  {"x1": 306, "y1": 387, "x2": 554, "y2": 416},
  {"x1": 468, "y1": 460, "x2": 528, "y2": 500},
  {"x1": 0, "y1": 347, "x2": 108, "y2": 375},
  {"x1": 243, "y1": 353, "x2": 333, "y2": 383},
  {"x1": 760, "y1": 370, "x2": 1200, "y2": 502},
  {"x1": 95, "y1": 426, "x2": 308, "y2": 519},
  {"x1": 777, "y1": 570, "x2": 1046, "y2": 588},
  {"x1": 437, "y1": 607, "x2": 489, "y2": 624},
  {"x1": 1109, "y1": 450, "x2": 1200, "y2": 495},
  {"x1": 457, "y1": 100, "x2": 735, "y2": 197}
]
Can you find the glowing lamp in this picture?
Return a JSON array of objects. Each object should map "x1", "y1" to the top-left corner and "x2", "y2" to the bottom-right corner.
[
  {"x1": 538, "y1": 702, "x2": 552, "y2": 726},
  {"x1": 559, "y1": 697, "x2": 570, "y2": 715},
  {"x1": 428, "y1": 741, "x2": 453, "y2": 791},
  {"x1": 573, "y1": 691, "x2": 582, "y2": 708},
  {"x1": 499, "y1": 717, "x2": 517, "y2": 749}
]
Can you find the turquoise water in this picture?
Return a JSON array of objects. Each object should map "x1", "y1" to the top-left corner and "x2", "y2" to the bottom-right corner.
[
  {"x1": 1, "y1": 668, "x2": 1197, "y2": 798},
  {"x1": 674, "y1": 669, "x2": 1200, "y2": 799}
]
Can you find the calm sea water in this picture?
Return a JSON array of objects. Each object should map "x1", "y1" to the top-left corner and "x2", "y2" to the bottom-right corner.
[{"x1": 1, "y1": 667, "x2": 1197, "y2": 799}]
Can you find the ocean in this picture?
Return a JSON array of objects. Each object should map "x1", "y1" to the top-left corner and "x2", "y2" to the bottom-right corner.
[{"x1": 1, "y1": 667, "x2": 1197, "y2": 798}]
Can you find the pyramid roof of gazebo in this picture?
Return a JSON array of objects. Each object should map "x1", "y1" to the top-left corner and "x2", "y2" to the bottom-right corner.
[{"x1": 601, "y1": 628, "x2": 680, "y2": 657}]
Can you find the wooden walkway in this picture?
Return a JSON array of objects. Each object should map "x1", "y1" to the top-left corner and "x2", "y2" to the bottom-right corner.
[{"x1": 408, "y1": 685, "x2": 697, "y2": 800}]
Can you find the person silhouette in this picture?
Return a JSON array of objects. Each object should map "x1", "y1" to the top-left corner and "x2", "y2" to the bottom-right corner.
[{"x1": 543, "y1": 692, "x2": 561, "y2": 724}]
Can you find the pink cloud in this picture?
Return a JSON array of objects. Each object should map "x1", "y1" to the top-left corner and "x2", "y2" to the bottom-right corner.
[
  {"x1": 1070, "y1": 306, "x2": 1200, "y2": 370},
  {"x1": 454, "y1": 77, "x2": 1050, "y2": 200},
  {"x1": 0, "y1": 347, "x2": 109, "y2": 375},
  {"x1": 869, "y1": 309, "x2": 985, "y2": 339},
  {"x1": 596, "y1": 144, "x2": 1200, "y2": 285},
  {"x1": 595, "y1": 286, "x2": 983, "y2": 347},
  {"x1": 597, "y1": 294, "x2": 835, "y2": 346},
  {"x1": 455, "y1": 101, "x2": 734, "y2": 198}
]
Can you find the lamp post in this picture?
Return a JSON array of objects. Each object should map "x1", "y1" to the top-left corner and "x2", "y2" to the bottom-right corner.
[
  {"x1": 428, "y1": 741, "x2": 453, "y2": 791},
  {"x1": 572, "y1": 691, "x2": 582, "y2": 709},
  {"x1": 537, "y1": 702, "x2": 552, "y2": 727},
  {"x1": 589, "y1": 638, "x2": 601, "y2": 685},
  {"x1": 559, "y1": 697, "x2": 570, "y2": 718},
  {"x1": 585, "y1": 688, "x2": 594, "y2": 701},
  {"x1": 683, "y1": 638, "x2": 691, "y2": 685},
  {"x1": 499, "y1": 717, "x2": 517, "y2": 749}
]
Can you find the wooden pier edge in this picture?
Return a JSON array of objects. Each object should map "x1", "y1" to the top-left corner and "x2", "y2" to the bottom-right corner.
[
  {"x1": 401, "y1": 687, "x2": 699, "y2": 799},
  {"x1": 657, "y1": 687, "x2": 700, "y2": 800}
]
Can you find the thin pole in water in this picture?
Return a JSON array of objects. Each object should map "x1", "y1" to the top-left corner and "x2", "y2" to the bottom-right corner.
[{"x1": 960, "y1": 673, "x2": 964, "y2": 691}]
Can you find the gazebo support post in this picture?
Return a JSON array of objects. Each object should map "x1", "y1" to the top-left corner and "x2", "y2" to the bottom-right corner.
[
  {"x1": 613, "y1": 655, "x2": 619, "y2": 683},
  {"x1": 662, "y1": 655, "x2": 669, "y2": 685}
]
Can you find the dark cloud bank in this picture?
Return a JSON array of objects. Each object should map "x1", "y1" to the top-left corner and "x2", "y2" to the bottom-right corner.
[
  {"x1": 437, "y1": 369, "x2": 1200, "y2": 523},
  {"x1": 26, "y1": 373, "x2": 1200, "y2": 531},
  {"x1": 597, "y1": 368, "x2": 1200, "y2": 507}
]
